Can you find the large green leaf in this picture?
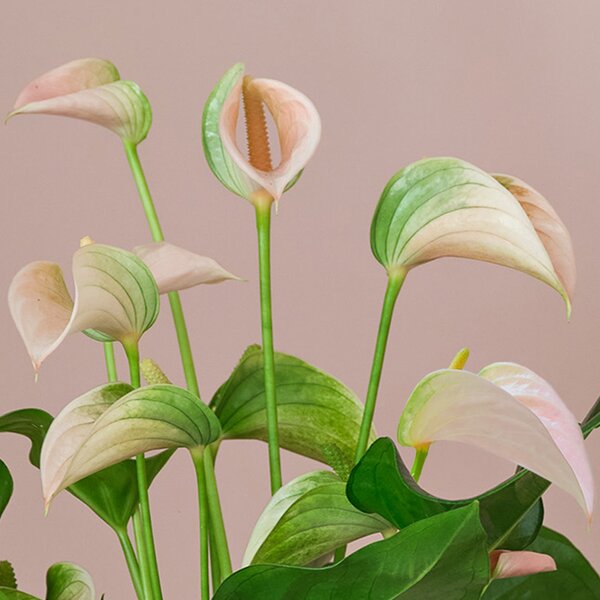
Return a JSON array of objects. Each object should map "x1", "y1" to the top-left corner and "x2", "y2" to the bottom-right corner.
[
  {"x1": 211, "y1": 346, "x2": 374, "y2": 468},
  {"x1": 46, "y1": 563, "x2": 95, "y2": 600},
  {"x1": 347, "y1": 437, "x2": 546, "y2": 550},
  {"x1": 0, "y1": 407, "x2": 172, "y2": 529},
  {"x1": 215, "y1": 503, "x2": 489, "y2": 599},
  {"x1": 244, "y1": 470, "x2": 389, "y2": 566},
  {"x1": 42, "y1": 384, "x2": 221, "y2": 505},
  {"x1": 0, "y1": 462, "x2": 13, "y2": 520},
  {"x1": 484, "y1": 527, "x2": 600, "y2": 598}
]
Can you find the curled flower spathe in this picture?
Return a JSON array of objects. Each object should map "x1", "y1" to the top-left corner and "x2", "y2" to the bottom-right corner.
[
  {"x1": 202, "y1": 63, "x2": 321, "y2": 205},
  {"x1": 7, "y1": 58, "x2": 152, "y2": 145},
  {"x1": 8, "y1": 241, "x2": 241, "y2": 372},
  {"x1": 371, "y1": 158, "x2": 575, "y2": 316},
  {"x1": 397, "y1": 361, "x2": 594, "y2": 518},
  {"x1": 8, "y1": 242, "x2": 160, "y2": 372}
]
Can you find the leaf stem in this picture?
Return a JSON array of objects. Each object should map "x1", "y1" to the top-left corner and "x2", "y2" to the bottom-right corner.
[
  {"x1": 103, "y1": 342, "x2": 118, "y2": 382},
  {"x1": 133, "y1": 507, "x2": 152, "y2": 599},
  {"x1": 116, "y1": 527, "x2": 145, "y2": 600},
  {"x1": 354, "y1": 271, "x2": 406, "y2": 462},
  {"x1": 191, "y1": 448, "x2": 210, "y2": 600},
  {"x1": 122, "y1": 141, "x2": 230, "y2": 589},
  {"x1": 204, "y1": 445, "x2": 232, "y2": 581},
  {"x1": 255, "y1": 196, "x2": 283, "y2": 493},
  {"x1": 126, "y1": 342, "x2": 163, "y2": 600}
]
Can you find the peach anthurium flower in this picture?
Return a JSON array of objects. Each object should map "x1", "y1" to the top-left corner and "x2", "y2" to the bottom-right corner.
[
  {"x1": 490, "y1": 549, "x2": 556, "y2": 580},
  {"x1": 397, "y1": 362, "x2": 594, "y2": 518},
  {"x1": 202, "y1": 63, "x2": 321, "y2": 206},
  {"x1": 133, "y1": 241, "x2": 241, "y2": 294},
  {"x1": 370, "y1": 158, "x2": 575, "y2": 316},
  {"x1": 8, "y1": 242, "x2": 160, "y2": 372},
  {"x1": 6, "y1": 58, "x2": 151, "y2": 145},
  {"x1": 9, "y1": 241, "x2": 240, "y2": 372}
]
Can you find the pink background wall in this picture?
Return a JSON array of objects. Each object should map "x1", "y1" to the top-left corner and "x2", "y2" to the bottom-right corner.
[{"x1": 1, "y1": 1, "x2": 599, "y2": 597}]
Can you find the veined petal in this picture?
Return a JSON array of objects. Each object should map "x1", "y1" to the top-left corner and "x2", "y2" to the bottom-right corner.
[
  {"x1": 13, "y1": 58, "x2": 120, "y2": 107},
  {"x1": 490, "y1": 550, "x2": 556, "y2": 579},
  {"x1": 8, "y1": 58, "x2": 151, "y2": 144},
  {"x1": 480, "y1": 363, "x2": 594, "y2": 518},
  {"x1": 41, "y1": 384, "x2": 222, "y2": 506},
  {"x1": 494, "y1": 174, "x2": 576, "y2": 304},
  {"x1": 226, "y1": 77, "x2": 321, "y2": 201},
  {"x1": 8, "y1": 261, "x2": 74, "y2": 371},
  {"x1": 397, "y1": 367, "x2": 593, "y2": 517},
  {"x1": 202, "y1": 63, "x2": 260, "y2": 200},
  {"x1": 133, "y1": 241, "x2": 241, "y2": 294},
  {"x1": 8, "y1": 244, "x2": 159, "y2": 371},
  {"x1": 371, "y1": 158, "x2": 570, "y2": 313}
]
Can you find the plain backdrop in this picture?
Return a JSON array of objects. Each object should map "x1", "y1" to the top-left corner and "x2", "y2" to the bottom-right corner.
[{"x1": 1, "y1": 1, "x2": 599, "y2": 597}]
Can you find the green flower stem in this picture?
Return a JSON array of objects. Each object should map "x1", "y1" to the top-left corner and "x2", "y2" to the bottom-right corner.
[
  {"x1": 190, "y1": 448, "x2": 210, "y2": 600},
  {"x1": 133, "y1": 507, "x2": 152, "y2": 599},
  {"x1": 204, "y1": 444, "x2": 232, "y2": 581},
  {"x1": 123, "y1": 141, "x2": 231, "y2": 586},
  {"x1": 103, "y1": 342, "x2": 118, "y2": 382},
  {"x1": 410, "y1": 445, "x2": 430, "y2": 482},
  {"x1": 126, "y1": 342, "x2": 163, "y2": 600},
  {"x1": 209, "y1": 525, "x2": 221, "y2": 592},
  {"x1": 116, "y1": 527, "x2": 145, "y2": 600},
  {"x1": 354, "y1": 270, "x2": 407, "y2": 463},
  {"x1": 255, "y1": 198, "x2": 283, "y2": 493}
]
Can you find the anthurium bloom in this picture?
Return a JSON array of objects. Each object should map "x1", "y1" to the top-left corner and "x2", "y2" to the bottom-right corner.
[
  {"x1": 397, "y1": 362, "x2": 594, "y2": 517},
  {"x1": 490, "y1": 549, "x2": 556, "y2": 580},
  {"x1": 133, "y1": 241, "x2": 241, "y2": 294},
  {"x1": 370, "y1": 158, "x2": 575, "y2": 315},
  {"x1": 41, "y1": 383, "x2": 222, "y2": 507},
  {"x1": 8, "y1": 243, "x2": 159, "y2": 371},
  {"x1": 202, "y1": 63, "x2": 321, "y2": 205},
  {"x1": 7, "y1": 58, "x2": 151, "y2": 144}
]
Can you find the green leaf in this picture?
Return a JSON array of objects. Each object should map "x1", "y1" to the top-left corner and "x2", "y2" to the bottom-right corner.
[
  {"x1": 46, "y1": 563, "x2": 95, "y2": 600},
  {"x1": 211, "y1": 346, "x2": 374, "y2": 468},
  {"x1": 244, "y1": 470, "x2": 389, "y2": 566},
  {"x1": 0, "y1": 410, "x2": 53, "y2": 468},
  {"x1": 484, "y1": 527, "x2": 600, "y2": 598},
  {"x1": 0, "y1": 589, "x2": 40, "y2": 600},
  {"x1": 0, "y1": 462, "x2": 13, "y2": 519},
  {"x1": 0, "y1": 562, "x2": 16, "y2": 589},
  {"x1": 582, "y1": 396, "x2": 600, "y2": 435},
  {"x1": 0, "y1": 406, "x2": 172, "y2": 529},
  {"x1": 215, "y1": 503, "x2": 489, "y2": 599},
  {"x1": 347, "y1": 437, "x2": 546, "y2": 550},
  {"x1": 43, "y1": 384, "x2": 221, "y2": 505}
]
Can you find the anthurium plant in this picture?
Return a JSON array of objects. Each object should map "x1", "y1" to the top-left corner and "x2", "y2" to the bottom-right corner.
[{"x1": 1, "y1": 57, "x2": 598, "y2": 600}]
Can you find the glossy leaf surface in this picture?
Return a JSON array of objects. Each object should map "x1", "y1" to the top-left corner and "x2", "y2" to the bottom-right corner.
[
  {"x1": 484, "y1": 527, "x2": 600, "y2": 598},
  {"x1": 370, "y1": 157, "x2": 570, "y2": 311},
  {"x1": 211, "y1": 346, "x2": 374, "y2": 468},
  {"x1": 243, "y1": 470, "x2": 389, "y2": 566},
  {"x1": 0, "y1": 590, "x2": 39, "y2": 600},
  {"x1": 347, "y1": 437, "x2": 546, "y2": 550},
  {"x1": 0, "y1": 462, "x2": 13, "y2": 520},
  {"x1": 215, "y1": 503, "x2": 489, "y2": 599},
  {"x1": 42, "y1": 383, "x2": 221, "y2": 504},
  {"x1": 46, "y1": 563, "x2": 95, "y2": 600}
]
